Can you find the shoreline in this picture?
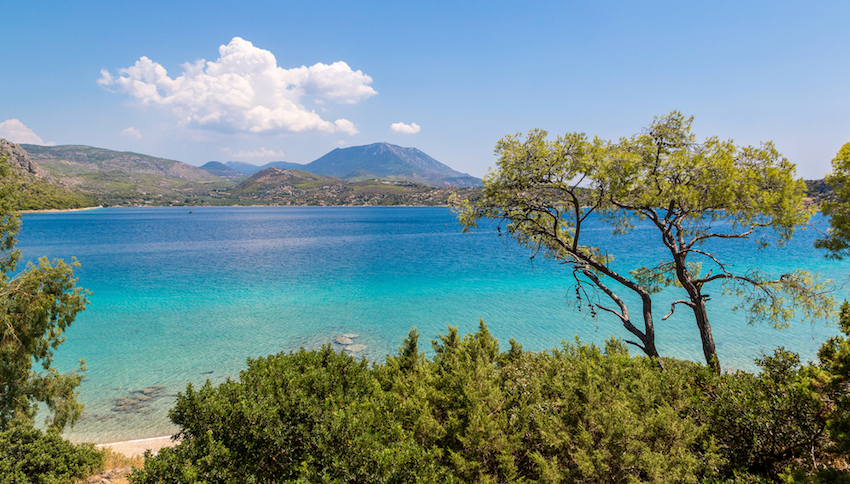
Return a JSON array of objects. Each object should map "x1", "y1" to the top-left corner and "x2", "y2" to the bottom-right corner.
[
  {"x1": 17, "y1": 205, "x2": 104, "y2": 214},
  {"x1": 96, "y1": 435, "x2": 178, "y2": 457}
]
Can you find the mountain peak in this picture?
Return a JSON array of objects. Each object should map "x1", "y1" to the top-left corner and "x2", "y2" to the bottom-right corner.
[{"x1": 306, "y1": 142, "x2": 480, "y2": 187}]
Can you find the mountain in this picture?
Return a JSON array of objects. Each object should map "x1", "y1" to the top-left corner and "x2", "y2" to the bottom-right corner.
[
  {"x1": 23, "y1": 144, "x2": 218, "y2": 182},
  {"x1": 199, "y1": 161, "x2": 246, "y2": 179},
  {"x1": 225, "y1": 160, "x2": 306, "y2": 176},
  {"x1": 21, "y1": 144, "x2": 226, "y2": 205},
  {"x1": 201, "y1": 143, "x2": 480, "y2": 187},
  {"x1": 0, "y1": 140, "x2": 96, "y2": 210},
  {"x1": 232, "y1": 168, "x2": 339, "y2": 195},
  {"x1": 304, "y1": 142, "x2": 481, "y2": 187}
]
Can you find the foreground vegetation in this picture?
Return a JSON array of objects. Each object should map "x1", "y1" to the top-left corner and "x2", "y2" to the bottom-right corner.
[{"x1": 119, "y1": 316, "x2": 850, "y2": 483}]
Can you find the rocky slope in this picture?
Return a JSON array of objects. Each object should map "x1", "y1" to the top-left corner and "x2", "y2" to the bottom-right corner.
[
  {"x1": 20, "y1": 144, "x2": 228, "y2": 205},
  {"x1": 0, "y1": 140, "x2": 95, "y2": 210},
  {"x1": 22, "y1": 144, "x2": 218, "y2": 184}
]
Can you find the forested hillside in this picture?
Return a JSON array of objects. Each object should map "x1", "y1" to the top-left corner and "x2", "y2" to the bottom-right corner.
[{"x1": 0, "y1": 139, "x2": 95, "y2": 210}]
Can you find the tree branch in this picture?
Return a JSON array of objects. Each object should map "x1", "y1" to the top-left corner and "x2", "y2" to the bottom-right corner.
[{"x1": 662, "y1": 300, "x2": 695, "y2": 321}]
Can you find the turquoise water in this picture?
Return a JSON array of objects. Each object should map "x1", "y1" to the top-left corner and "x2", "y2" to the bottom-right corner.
[{"x1": 14, "y1": 206, "x2": 850, "y2": 444}]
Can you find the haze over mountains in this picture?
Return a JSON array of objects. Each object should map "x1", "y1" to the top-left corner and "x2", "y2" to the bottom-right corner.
[{"x1": 204, "y1": 142, "x2": 482, "y2": 188}]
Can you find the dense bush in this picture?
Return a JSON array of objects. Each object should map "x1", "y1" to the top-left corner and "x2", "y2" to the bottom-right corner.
[
  {"x1": 130, "y1": 345, "x2": 451, "y2": 483},
  {"x1": 0, "y1": 421, "x2": 104, "y2": 484},
  {"x1": 130, "y1": 316, "x2": 850, "y2": 483},
  {"x1": 134, "y1": 323, "x2": 734, "y2": 483},
  {"x1": 377, "y1": 322, "x2": 723, "y2": 483},
  {"x1": 690, "y1": 348, "x2": 828, "y2": 477}
]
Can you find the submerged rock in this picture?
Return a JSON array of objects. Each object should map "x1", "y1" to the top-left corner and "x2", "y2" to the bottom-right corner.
[
  {"x1": 335, "y1": 336, "x2": 354, "y2": 345},
  {"x1": 111, "y1": 385, "x2": 168, "y2": 414}
]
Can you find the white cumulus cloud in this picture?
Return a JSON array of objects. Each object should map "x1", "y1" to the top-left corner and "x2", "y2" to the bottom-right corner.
[
  {"x1": 222, "y1": 147, "x2": 286, "y2": 159},
  {"x1": 334, "y1": 119, "x2": 359, "y2": 135},
  {"x1": 99, "y1": 37, "x2": 376, "y2": 136},
  {"x1": 391, "y1": 122, "x2": 421, "y2": 134},
  {"x1": 0, "y1": 119, "x2": 54, "y2": 145},
  {"x1": 121, "y1": 127, "x2": 142, "y2": 139}
]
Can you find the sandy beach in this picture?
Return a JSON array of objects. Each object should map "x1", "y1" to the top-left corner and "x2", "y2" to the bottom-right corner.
[
  {"x1": 96, "y1": 435, "x2": 178, "y2": 457},
  {"x1": 17, "y1": 205, "x2": 104, "y2": 214}
]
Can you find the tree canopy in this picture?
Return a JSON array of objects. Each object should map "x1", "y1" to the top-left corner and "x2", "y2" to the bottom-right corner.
[
  {"x1": 0, "y1": 156, "x2": 89, "y2": 430},
  {"x1": 815, "y1": 142, "x2": 850, "y2": 259},
  {"x1": 454, "y1": 112, "x2": 832, "y2": 371}
]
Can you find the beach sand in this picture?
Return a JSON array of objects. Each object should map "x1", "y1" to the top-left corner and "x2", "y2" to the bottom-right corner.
[
  {"x1": 17, "y1": 205, "x2": 104, "y2": 214},
  {"x1": 96, "y1": 435, "x2": 178, "y2": 457}
]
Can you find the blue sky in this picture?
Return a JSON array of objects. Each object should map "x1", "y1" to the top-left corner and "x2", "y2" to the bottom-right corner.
[{"x1": 2, "y1": 1, "x2": 848, "y2": 179}]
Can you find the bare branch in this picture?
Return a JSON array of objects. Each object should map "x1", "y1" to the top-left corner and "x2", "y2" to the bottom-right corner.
[{"x1": 662, "y1": 300, "x2": 695, "y2": 321}]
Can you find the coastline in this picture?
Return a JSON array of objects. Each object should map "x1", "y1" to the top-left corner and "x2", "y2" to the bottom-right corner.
[
  {"x1": 17, "y1": 205, "x2": 104, "y2": 214},
  {"x1": 96, "y1": 435, "x2": 178, "y2": 457}
]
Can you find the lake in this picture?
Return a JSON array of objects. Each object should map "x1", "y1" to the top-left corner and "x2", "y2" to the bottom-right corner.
[{"x1": 14, "y1": 206, "x2": 850, "y2": 443}]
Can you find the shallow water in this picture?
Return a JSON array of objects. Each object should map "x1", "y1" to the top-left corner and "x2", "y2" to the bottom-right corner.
[{"x1": 14, "y1": 206, "x2": 850, "y2": 443}]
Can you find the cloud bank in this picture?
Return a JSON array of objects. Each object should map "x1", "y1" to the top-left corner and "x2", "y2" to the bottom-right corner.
[
  {"x1": 99, "y1": 37, "x2": 375, "y2": 136},
  {"x1": 0, "y1": 119, "x2": 54, "y2": 145},
  {"x1": 391, "y1": 122, "x2": 421, "y2": 134}
]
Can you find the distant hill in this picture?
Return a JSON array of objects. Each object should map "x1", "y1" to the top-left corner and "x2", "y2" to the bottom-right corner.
[
  {"x1": 23, "y1": 144, "x2": 218, "y2": 182},
  {"x1": 214, "y1": 143, "x2": 481, "y2": 187},
  {"x1": 804, "y1": 179, "x2": 833, "y2": 204},
  {"x1": 225, "y1": 161, "x2": 305, "y2": 176},
  {"x1": 229, "y1": 167, "x2": 481, "y2": 206},
  {"x1": 0, "y1": 140, "x2": 96, "y2": 210},
  {"x1": 305, "y1": 142, "x2": 481, "y2": 187},
  {"x1": 199, "y1": 161, "x2": 246, "y2": 179},
  {"x1": 22, "y1": 144, "x2": 226, "y2": 205}
]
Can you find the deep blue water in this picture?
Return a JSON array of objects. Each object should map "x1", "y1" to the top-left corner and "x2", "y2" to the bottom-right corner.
[{"x1": 14, "y1": 206, "x2": 850, "y2": 443}]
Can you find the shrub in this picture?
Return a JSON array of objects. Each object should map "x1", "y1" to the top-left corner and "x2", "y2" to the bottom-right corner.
[
  {"x1": 378, "y1": 322, "x2": 723, "y2": 483},
  {"x1": 0, "y1": 421, "x2": 104, "y2": 484},
  {"x1": 131, "y1": 345, "x2": 451, "y2": 484},
  {"x1": 691, "y1": 348, "x2": 828, "y2": 477}
]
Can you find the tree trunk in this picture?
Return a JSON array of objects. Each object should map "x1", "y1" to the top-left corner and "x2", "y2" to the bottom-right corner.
[
  {"x1": 639, "y1": 293, "x2": 665, "y2": 370},
  {"x1": 692, "y1": 300, "x2": 720, "y2": 373},
  {"x1": 671, "y1": 249, "x2": 721, "y2": 373}
]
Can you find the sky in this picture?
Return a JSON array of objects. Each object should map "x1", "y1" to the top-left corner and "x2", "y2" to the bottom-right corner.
[{"x1": 2, "y1": 1, "x2": 849, "y2": 179}]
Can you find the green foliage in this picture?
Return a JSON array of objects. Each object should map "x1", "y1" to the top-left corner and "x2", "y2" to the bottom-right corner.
[
  {"x1": 455, "y1": 112, "x2": 829, "y2": 372},
  {"x1": 0, "y1": 256, "x2": 90, "y2": 430},
  {"x1": 135, "y1": 322, "x2": 850, "y2": 482},
  {"x1": 0, "y1": 420, "x2": 104, "y2": 484},
  {"x1": 0, "y1": 153, "x2": 95, "y2": 211},
  {"x1": 810, "y1": 301, "x2": 850, "y2": 455},
  {"x1": 816, "y1": 142, "x2": 850, "y2": 259},
  {"x1": 131, "y1": 345, "x2": 451, "y2": 484},
  {"x1": 8, "y1": 176, "x2": 95, "y2": 211},
  {"x1": 378, "y1": 322, "x2": 723, "y2": 483},
  {"x1": 691, "y1": 348, "x2": 827, "y2": 476},
  {"x1": 0, "y1": 160, "x2": 90, "y2": 431}
]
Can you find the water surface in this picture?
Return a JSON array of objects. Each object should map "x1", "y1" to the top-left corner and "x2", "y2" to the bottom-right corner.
[{"x1": 15, "y1": 207, "x2": 849, "y2": 443}]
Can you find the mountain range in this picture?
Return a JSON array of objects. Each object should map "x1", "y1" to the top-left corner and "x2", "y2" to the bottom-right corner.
[
  {"x1": 5, "y1": 140, "x2": 481, "y2": 208},
  {"x1": 203, "y1": 142, "x2": 481, "y2": 188}
]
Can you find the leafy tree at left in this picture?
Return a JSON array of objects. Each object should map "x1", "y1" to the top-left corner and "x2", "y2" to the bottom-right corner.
[{"x1": 0, "y1": 154, "x2": 90, "y2": 431}]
